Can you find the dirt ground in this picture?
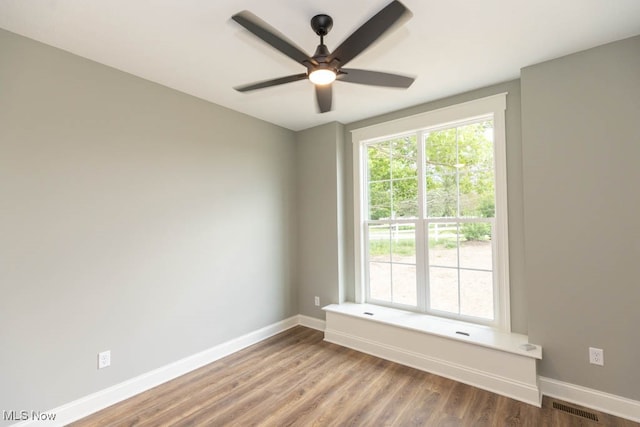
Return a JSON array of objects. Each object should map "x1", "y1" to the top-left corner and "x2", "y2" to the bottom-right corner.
[{"x1": 369, "y1": 240, "x2": 494, "y2": 319}]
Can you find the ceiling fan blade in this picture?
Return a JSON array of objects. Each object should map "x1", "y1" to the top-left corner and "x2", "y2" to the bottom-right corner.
[
  {"x1": 338, "y1": 68, "x2": 414, "y2": 88},
  {"x1": 315, "y1": 84, "x2": 332, "y2": 113},
  {"x1": 235, "y1": 73, "x2": 308, "y2": 92},
  {"x1": 232, "y1": 11, "x2": 314, "y2": 65},
  {"x1": 328, "y1": 1, "x2": 411, "y2": 67}
]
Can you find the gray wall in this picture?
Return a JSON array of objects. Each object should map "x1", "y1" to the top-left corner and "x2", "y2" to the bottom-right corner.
[
  {"x1": 295, "y1": 122, "x2": 345, "y2": 317},
  {"x1": 2, "y1": 21, "x2": 638, "y2": 418},
  {"x1": 0, "y1": 28, "x2": 297, "y2": 417},
  {"x1": 342, "y1": 81, "x2": 528, "y2": 334},
  {"x1": 521, "y1": 35, "x2": 640, "y2": 399}
]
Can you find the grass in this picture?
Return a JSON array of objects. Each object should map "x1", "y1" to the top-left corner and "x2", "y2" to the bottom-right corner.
[{"x1": 369, "y1": 237, "x2": 458, "y2": 256}]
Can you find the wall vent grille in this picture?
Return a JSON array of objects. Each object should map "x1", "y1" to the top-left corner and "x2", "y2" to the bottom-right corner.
[{"x1": 552, "y1": 401, "x2": 599, "y2": 422}]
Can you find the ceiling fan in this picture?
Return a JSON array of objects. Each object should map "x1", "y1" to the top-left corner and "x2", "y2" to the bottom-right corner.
[{"x1": 231, "y1": 0, "x2": 415, "y2": 113}]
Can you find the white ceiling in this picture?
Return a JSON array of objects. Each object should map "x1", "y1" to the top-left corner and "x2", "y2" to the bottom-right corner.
[{"x1": 1, "y1": 1, "x2": 639, "y2": 131}]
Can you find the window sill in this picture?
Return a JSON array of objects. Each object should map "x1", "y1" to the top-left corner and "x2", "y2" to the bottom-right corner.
[{"x1": 323, "y1": 302, "x2": 541, "y2": 359}]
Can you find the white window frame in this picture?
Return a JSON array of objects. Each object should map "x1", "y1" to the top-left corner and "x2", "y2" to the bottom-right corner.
[{"x1": 352, "y1": 93, "x2": 511, "y2": 331}]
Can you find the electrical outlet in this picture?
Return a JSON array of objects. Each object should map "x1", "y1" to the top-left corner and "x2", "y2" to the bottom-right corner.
[
  {"x1": 314, "y1": 296, "x2": 320, "y2": 307},
  {"x1": 98, "y1": 350, "x2": 111, "y2": 369},
  {"x1": 589, "y1": 347, "x2": 604, "y2": 366}
]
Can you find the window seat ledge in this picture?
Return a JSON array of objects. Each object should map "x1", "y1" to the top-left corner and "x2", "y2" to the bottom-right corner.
[
  {"x1": 323, "y1": 303, "x2": 541, "y2": 359},
  {"x1": 322, "y1": 303, "x2": 542, "y2": 406}
]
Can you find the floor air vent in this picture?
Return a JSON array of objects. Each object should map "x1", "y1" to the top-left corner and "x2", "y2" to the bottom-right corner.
[{"x1": 552, "y1": 401, "x2": 599, "y2": 422}]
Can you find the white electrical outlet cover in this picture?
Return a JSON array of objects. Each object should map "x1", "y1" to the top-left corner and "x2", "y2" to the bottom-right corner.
[
  {"x1": 98, "y1": 350, "x2": 111, "y2": 369},
  {"x1": 589, "y1": 347, "x2": 604, "y2": 366}
]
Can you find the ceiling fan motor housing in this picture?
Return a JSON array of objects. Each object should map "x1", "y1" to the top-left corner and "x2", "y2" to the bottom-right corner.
[{"x1": 311, "y1": 44, "x2": 336, "y2": 69}]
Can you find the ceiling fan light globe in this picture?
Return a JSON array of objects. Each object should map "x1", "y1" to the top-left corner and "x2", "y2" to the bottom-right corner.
[{"x1": 309, "y1": 69, "x2": 336, "y2": 85}]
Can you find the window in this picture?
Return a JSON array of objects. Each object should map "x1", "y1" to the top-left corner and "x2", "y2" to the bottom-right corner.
[{"x1": 352, "y1": 94, "x2": 510, "y2": 330}]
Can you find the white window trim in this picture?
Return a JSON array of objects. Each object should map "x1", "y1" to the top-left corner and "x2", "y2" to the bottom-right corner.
[{"x1": 351, "y1": 93, "x2": 511, "y2": 331}]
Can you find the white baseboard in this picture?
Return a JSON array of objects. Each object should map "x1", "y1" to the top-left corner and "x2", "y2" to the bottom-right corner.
[
  {"x1": 13, "y1": 316, "x2": 300, "y2": 427},
  {"x1": 297, "y1": 314, "x2": 325, "y2": 331},
  {"x1": 539, "y1": 376, "x2": 640, "y2": 422}
]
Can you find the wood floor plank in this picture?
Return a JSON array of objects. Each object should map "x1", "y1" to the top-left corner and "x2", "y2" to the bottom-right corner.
[
  {"x1": 158, "y1": 331, "x2": 319, "y2": 425},
  {"x1": 463, "y1": 388, "x2": 498, "y2": 427},
  {"x1": 71, "y1": 326, "x2": 639, "y2": 427},
  {"x1": 380, "y1": 369, "x2": 441, "y2": 426},
  {"x1": 263, "y1": 353, "x2": 384, "y2": 426}
]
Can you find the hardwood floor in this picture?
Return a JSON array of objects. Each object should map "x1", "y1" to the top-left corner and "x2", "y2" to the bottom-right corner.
[{"x1": 72, "y1": 327, "x2": 637, "y2": 426}]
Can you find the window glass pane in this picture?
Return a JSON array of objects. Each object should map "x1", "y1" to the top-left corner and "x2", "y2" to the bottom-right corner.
[
  {"x1": 425, "y1": 128, "x2": 457, "y2": 166},
  {"x1": 426, "y1": 167, "x2": 457, "y2": 218},
  {"x1": 369, "y1": 262, "x2": 391, "y2": 301},
  {"x1": 391, "y1": 136, "x2": 418, "y2": 179},
  {"x1": 392, "y1": 263, "x2": 417, "y2": 306},
  {"x1": 459, "y1": 221, "x2": 492, "y2": 242},
  {"x1": 392, "y1": 178, "x2": 418, "y2": 219},
  {"x1": 391, "y1": 224, "x2": 415, "y2": 264},
  {"x1": 429, "y1": 267, "x2": 458, "y2": 314},
  {"x1": 368, "y1": 142, "x2": 390, "y2": 182},
  {"x1": 458, "y1": 121, "x2": 494, "y2": 217},
  {"x1": 425, "y1": 128, "x2": 459, "y2": 219},
  {"x1": 368, "y1": 223, "x2": 390, "y2": 262},
  {"x1": 368, "y1": 181, "x2": 391, "y2": 220},
  {"x1": 457, "y1": 121, "x2": 493, "y2": 167},
  {"x1": 460, "y1": 237, "x2": 493, "y2": 271},
  {"x1": 428, "y1": 222, "x2": 459, "y2": 268},
  {"x1": 460, "y1": 269, "x2": 494, "y2": 320},
  {"x1": 390, "y1": 136, "x2": 418, "y2": 219},
  {"x1": 459, "y1": 164, "x2": 494, "y2": 218},
  {"x1": 459, "y1": 184, "x2": 494, "y2": 218}
]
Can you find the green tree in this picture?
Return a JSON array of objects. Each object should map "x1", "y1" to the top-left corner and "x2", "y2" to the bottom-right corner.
[
  {"x1": 366, "y1": 120, "x2": 495, "y2": 227},
  {"x1": 425, "y1": 121, "x2": 494, "y2": 218},
  {"x1": 367, "y1": 136, "x2": 418, "y2": 220}
]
